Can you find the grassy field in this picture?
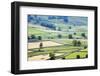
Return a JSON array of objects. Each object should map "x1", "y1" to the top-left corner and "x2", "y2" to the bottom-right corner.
[{"x1": 27, "y1": 16, "x2": 88, "y2": 61}]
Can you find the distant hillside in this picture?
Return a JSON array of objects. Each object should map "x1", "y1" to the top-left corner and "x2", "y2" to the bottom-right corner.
[
  {"x1": 68, "y1": 17, "x2": 88, "y2": 26},
  {"x1": 28, "y1": 15, "x2": 88, "y2": 29}
]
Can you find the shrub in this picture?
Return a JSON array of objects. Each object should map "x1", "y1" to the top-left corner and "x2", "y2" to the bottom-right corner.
[
  {"x1": 77, "y1": 41, "x2": 81, "y2": 46},
  {"x1": 76, "y1": 55, "x2": 80, "y2": 59},
  {"x1": 86, "y1": 54, "x2": 88, "y2": 58},
  {"x1": 38, "y1": 36, "x2": 42, "y2": 40},
  {"x1": 31, "y1": 35, "x2": 36, "y2": 39},
  {"x1": 72, "y1": 40, "x2": 77, "y2": 46},
  {"x1": 58, "y1": 34, "x2": 62, "y2": 38},
  {"x1": 49, "y1": 53, "x2": 56, "y2": 60},
  {"x1": 68, "y1": 34, "x2": 73, "y2": 39},
  {"x1": 84, "y1": 46, "x2": 87, "y2": 49}
]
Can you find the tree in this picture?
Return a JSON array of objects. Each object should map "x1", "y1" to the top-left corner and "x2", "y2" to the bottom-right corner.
[
  {"x1": 76, "y1": 55, "x2": 80, "y2": 59},
  {"x1": 31, "y1": 35, "x2": 36, "y2": 39},
  {"x1": 72, "y1": 40, "x2": 77, "y2": 46},
  {"x1": 40, "y1": 42, "x2": 43, "y2": 49},
  {"x1": 58, "y1": 34, "x2": 62, "y2": 38},
  {"x1": 86, "y1": 54, "x2": 88, "y2": 58},
  {"x1": 77, "y1": 41, "x2": 81, "y2": 46},
  {"x1": 38, "y1": 36, "x2": 42, "y2": 40},
  {"x1": 73, "y1": 32, "x2": 76, "y2": 35},
  {"x1": 69, "y1": 26, "x2": 72, "y2": 29},
  {"x1": 84, "y1": 46, "x2": 87, "y2": 49},
  {"x1": 49, "y1": 53, "x2": 56, "y2": 60},
  {"x1": 68, "y1": 34, "x2": 73, "y2": 39},
  {"x1": 81, "y1": 33, "x2": 86, "y2": 38},
  {"x1": 39, "y1": 42, "x2": 43, "y2": 51},
  {"x1": 62, "y1": 56, "x2": 66, "y2": 59},
  {"x1": 28, "y1": 36, "x2": 31, "y2": 40},
  {"x1": 72, "y1": 40, "x2": 82, "y2": 46}
]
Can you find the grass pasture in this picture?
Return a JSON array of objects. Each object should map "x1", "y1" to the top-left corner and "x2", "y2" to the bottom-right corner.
[{"x1": 27, "y1": 15, "x2": 88, "y2": 61}]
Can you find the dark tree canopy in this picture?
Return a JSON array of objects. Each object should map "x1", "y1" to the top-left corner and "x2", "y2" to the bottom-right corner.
[
  {"x1": 38, "y1": 36, "x2": 42, "y2": 40},
  {"x1": 68, "y1": 34, "x2": 73, "y2": 39},
  {"x1": 31, "y1": 35, "x2": 36, "y2": 39}
]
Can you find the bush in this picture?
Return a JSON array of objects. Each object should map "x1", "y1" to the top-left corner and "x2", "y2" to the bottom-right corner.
[
  {"x1": 72, "y1": 40, "x2": 77, "y2": 46},
  {"x1": 68, "y1": 34, "x2": 73, "y2": 39},
  {"x1": 58, "y1": 34, "x2": 62, "y2": 38},
  {"x1": 81, "y1": 33, "x2": 86, "y2": 38},
  {"x1": 31, "y1": 35, "x2": 36, "y2": 39},
  {"x1": 72, "y1": 40, "x2": 81, "y2": 46},
  {"x1": 28, "y1": 36, "x2": 31, "y2": 40},
  {"x1": 62, "y1": 57, "x2": 66, "y2": 59},
  {"x1": 76, "y1": 55, "x2": 80, "y2": 59},
  {"x1": 77, "y1": 41, "x2": 81, "y2": 46},
  {"x1": 69, "y1": 26, "x2": 72, "y2": 29},
  {"x1": 49, "y1": 53, "x2": 56, "y2": 60},
  {"x1": 86, "y1": 54, "x2": 88, "y2": 58},
  {"x1": 73, "y1": 32, "x2": 76, "y2": 35},
  {"x1": 84, "y1": 46, "x2": 87, "y2": 49},
  {"x1": 38, "y1": 36, "x2": 42, "y2": 40}
]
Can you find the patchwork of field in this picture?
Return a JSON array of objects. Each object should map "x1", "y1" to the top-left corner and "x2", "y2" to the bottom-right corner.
[
  {"x1": 27, "y1": 15, "x2": 88, "y2": 61},
  {"x1": 28, "y1": 39, "x2": 87, "y2": 60}
]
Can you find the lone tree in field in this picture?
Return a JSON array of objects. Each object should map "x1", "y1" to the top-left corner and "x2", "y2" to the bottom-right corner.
[
  {"x1": 58, "y1": 34, "x2": 62, "y2": 38},
  {"x1": 77, "y1": 41, "x2": 81, "y2": 46},
  {"x1": 40, "y1": 42, "x2": 43, "y2": 48},
  {"x1": 84, "y1": 45, "x2": 87, "y2": 49},
  {"x1": 62, "y1": 56, "x2": 66, "y2": 59},
  {"x1": 73, "y1": 32, "x2": 76, "y2": 35},
  {"x1": 72, "y1": 40, "x2": 77, "y2": 46},
  {"x1": 69, "y1": 26, "x2": 72, "y2": 29},
  {"x1": 86, "y1": 54, "x2": 88, "y2": 58},
  {"x1": 31, "y1": 35, "x2": 36, "y2": 39},
  {"x1": 39, "y1": 42, "x2": 43, "y2": 51},
  {"x1": 81, "y1": 33, "x2": 86, "y2": 38},
  {"x1": 68, "y1": 34, "x2": 73, "y2": 39},
  {"x1": 49, "y1": 52, "x2": 56, "y2": 60},
  {"x1": 38, "y1": 36, "x2": 42, "y2": 40},
  {"x1": 28, "y1": 36, "x2": 31, "y2": 40},
  {"x1": 76, "y1": 55, "x2": 80, "y2": 59}
]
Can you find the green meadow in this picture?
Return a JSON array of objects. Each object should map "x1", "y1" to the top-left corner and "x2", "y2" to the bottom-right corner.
[{"x1": 27, "y1": 16, "x2": 88, "y2": 60}]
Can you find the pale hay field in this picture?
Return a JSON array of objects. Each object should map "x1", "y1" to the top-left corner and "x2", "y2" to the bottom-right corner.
[{"x1": 28, "y1": 41, "x2": 62, "y2": 49}]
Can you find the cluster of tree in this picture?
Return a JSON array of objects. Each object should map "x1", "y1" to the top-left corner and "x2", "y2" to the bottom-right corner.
[
  {"x1": 28, "y1": 35, "x2": 42, "y2": 40},
  {"x1": 48, "y1": 16, "x2": 68, "y2": 23},
  {"x1": 72, "y1": 40, "x2": 81, "y2": 46},
  {"x1": 68, "y1": 33, "x2": 87, "y2": 39},
  {"x1": 40, "y1": 21, "x2": 56, "y2": 30},
  {"x1": 76, "y1": 54, "x2": 88, "y2": 59},
  {"x1": 28, "y1": 15, "x2": 68, "y2": 27},
  {"x1": 28, "y1": 15, "x2": 40, "y2": 24}
]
